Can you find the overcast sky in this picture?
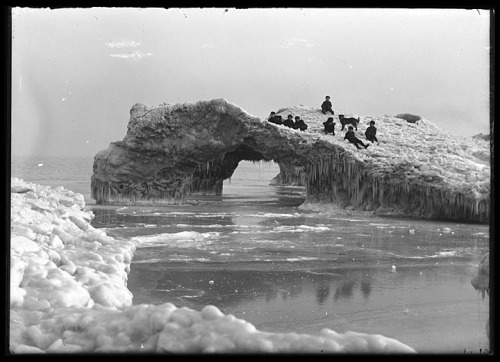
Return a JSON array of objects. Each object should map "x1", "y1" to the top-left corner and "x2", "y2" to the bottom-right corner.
[{"x1": 11, "y1": 7, "x2": 491, "y2": 157}]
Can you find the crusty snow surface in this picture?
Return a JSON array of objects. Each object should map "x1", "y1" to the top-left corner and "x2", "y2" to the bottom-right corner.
[
  {"x1": 274, "y1": 105, "x2": 490, "y2": 199},
  {"x1": 10, "y1": 178, "x2": 415, "y2": 353}
]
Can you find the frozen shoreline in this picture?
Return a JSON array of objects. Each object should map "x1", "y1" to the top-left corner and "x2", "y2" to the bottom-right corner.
[{"x1": 9, "y1": 177, "x2": 416, "y2": 353}]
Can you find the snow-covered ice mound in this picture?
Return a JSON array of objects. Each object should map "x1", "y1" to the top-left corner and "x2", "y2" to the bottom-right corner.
[
  {"x1": 277, "y1": 105, "x2": 490, "y2": 189},
  {"x1": 10, "y1": 178, "x2": 415, "y2": 353},
  {"x1": 276, "y1": 105, "x2": 490, "y2": 221}
]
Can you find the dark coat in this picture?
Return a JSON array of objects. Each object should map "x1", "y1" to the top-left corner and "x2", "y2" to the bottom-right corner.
[
  {"x1": 321, "y1": 100, "x2": 333, "y2": 111},
  {"x1": 268, "y1": 115, "x2": 283, "y2": 125},
  {"x1": 344, "y1": 130, "x2": 358, "y2": 142},
  {"x1": 323, "y1": 120, "x2": 335, "y2": 134},
  {"x1": 283, "y1": 118, "x2": 295, "y2": 128},
  {"x1": 295, "y1": 119, "x2": 308, "y2": 131},
  {"x1": 365, "y1": 125, "x2": 377, "y2": 138}
]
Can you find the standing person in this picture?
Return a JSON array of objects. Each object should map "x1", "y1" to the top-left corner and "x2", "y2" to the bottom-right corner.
[
  {"x1": 321, "y1": 96, "x2": 335, "y2": 115},
  {"x1": 344, "y1": 126, "x2": 369, "y2": 150},
  {"x1": 323, "y1": 117, "x2": 335, "y2": 135},
  {"x1": 283, "y1": 114, "x2": 295, "y2": 128},
  {"x1": 365, "y1": 120, "x2": 379, "y2": 144}
]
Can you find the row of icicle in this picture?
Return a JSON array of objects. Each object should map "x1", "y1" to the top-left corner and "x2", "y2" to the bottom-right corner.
[
  {"x1": 91, "y1": 150, "x2": 489, "y2": 222},
  {"x1": 304, "y1": 155, "x2": 489, "y2": 222}
]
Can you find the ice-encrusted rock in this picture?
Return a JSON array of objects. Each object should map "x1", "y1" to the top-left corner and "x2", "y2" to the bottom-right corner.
[{"x1": 91, "y1": 98, "x2": 490, "y2": 222}]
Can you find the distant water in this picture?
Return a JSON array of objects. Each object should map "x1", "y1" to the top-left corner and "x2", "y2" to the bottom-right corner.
[
  {"x1": 11, "y1": 155, "x2": 94, "y2": 204},
  {"x1": 11, "y1": 155, "x2": 490, "y2": 353}
]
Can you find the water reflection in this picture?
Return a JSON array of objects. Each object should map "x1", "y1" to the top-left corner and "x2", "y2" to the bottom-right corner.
[
  {"x1": 360, "y1": 273, "x2": 373, "y2": 300},
  {"x1": 127, "y1": 260, "x2": 482, "y2": 319},
  {"x1": 128, "y1": 266, "x2": 379, "y2": 309},
  {"x1": 333, "y1": 278, "x2": 356, "y2": 302},
  {"x1": 315, "y1": 284, "x2": 330, "y2": 305}
]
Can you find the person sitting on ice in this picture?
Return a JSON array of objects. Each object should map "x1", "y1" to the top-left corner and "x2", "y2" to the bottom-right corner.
[
  {"x1": 321, "y1": 96, "x2": 335, "y2": 115},
  {"x1": 267, "y1": 111, "x2": 283, "y2": 125},
  {"x1": 283, "y1": 114, "x2": 295, "y2": 128},
  {"x1": 344, "y1": 126, "x2": 369, "y2": 150},
  {"x1": 294, "y1": 116, "x2": 308, "y2": 131},
  {"x1": 323, "y1": 117, "x2": 335, "y2": 135},
  {"x1": 365, "y1": 120, "x2": 379, "y2": 144}
]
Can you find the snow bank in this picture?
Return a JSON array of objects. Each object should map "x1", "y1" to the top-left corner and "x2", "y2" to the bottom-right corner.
[{"x1": 9, "y1": 178, "x2": 415, "y2": 353}]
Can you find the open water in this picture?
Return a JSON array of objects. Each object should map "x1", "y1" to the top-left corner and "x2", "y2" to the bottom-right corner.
[{"x1": 11, "y1": 155, "x2": 491, "y2": 353}]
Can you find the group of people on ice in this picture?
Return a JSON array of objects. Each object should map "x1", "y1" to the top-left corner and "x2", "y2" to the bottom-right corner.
[
  {"x1": 268, "y1": 112, "x2": 308, "y2": 131},
  {"x1": 267, "y1": 95, "x2": 379, "y2": 151}
]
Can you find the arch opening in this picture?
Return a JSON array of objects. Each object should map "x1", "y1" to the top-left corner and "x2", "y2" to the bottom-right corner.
[
  {"x1": 189, "y1": 139, "x2": 308, "y2": 198},
  {"x1": 223, "y1": 160, "x2": 282, "y2": 198}
]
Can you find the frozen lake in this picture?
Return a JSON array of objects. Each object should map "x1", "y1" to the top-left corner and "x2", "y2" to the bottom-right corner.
[
  {"x1": 12, "y1": 156, "x2": 490, "y2": 353},
  {"x1": 87, "y1": 161, "x2": 490, "y2": 353}
]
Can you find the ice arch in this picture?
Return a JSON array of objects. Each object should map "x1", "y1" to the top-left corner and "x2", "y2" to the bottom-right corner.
[{"x1": 91, "y1": 98, "x2": 490, "y2": 223}]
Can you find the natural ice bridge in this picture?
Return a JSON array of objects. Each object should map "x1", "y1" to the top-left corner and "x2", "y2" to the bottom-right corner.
[{"x1": 91, "y1": 99, "x2": 490, "y2": 223}]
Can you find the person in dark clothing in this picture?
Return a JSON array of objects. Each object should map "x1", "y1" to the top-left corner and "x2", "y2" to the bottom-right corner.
[
  {"x1": 283, "y1": 114, "x2": 295, "y2": 128},
  {"x1": 272, "y1": 115, "x2": 283, "y2": 125},
  {"x1": 321, "y1": 96, "x2": 335, "y2": 115},
  {"x1": 344, "y1": 126, "x2": 369, "y2": 150},
  {"x1": 267, "y1": 111, "x2": 283, "y2": 125},
  {"x1": 365, "y1": 120, "x2": 379, "y2": 144},
  {"x1": 294, "y1": 116, "x2": 308, "y2": 131},
  {"x1": 323, "y1": 117, "x2": 335, "y2": 135}
]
